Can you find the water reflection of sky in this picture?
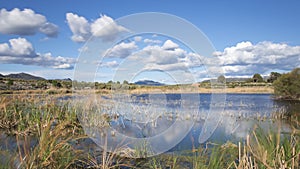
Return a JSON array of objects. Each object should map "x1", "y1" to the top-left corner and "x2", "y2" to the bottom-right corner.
[{"x1": 84, "y1": 93, "x2": 293, "y2": 153}]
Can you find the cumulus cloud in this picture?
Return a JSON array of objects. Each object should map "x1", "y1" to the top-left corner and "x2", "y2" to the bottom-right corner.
[
  {"x1": 215, "y1": 41, "x2": 300, "y2": 76},
  {"x1": 34, "y1": 53, "x2": 75, "y2": 69},
  {"x1": 141, "y1": 44, "x2": 185, "y2": 65},
  {"x1": 102, "y1": 39, "x2": 222, "y2": 80},
  {"x1": 140, "y1": 51, "x2": 210, "y2": 72},
  {"x1": 91, "y1": 15, "x2": 128, "y2": 41},
  {"x1": 0, "y1": 8, "x2": 58, "y2": 37},
  {"x1": 66, "y1": 13, "x2": 90, "y2": 42},
  {"x1": 0, "y1": 38, "x2": 75, "y2": 69},
  {"x1": 105, "y1": 41, "x2": 137, "y2": 58},
  {"x1": 162, "y1": 40, "x2": 179, "y2": 50},
  {"x1": 100, "y1": 60, "x2": 119, "y2": 68},
  {"x1": 132, "y1": 40, "x2": 300, "y2": 77},
  {"x1": 66, "y1": 13, "x2": 128, "y2": 42},
  {"x1": 0, "y1": 38, "x2": 36, "y2": 57},
  {"x1": 100, "y1": 39, "x2": 300, "y2": 79},
  {"x1": 104, "y1": 39, "x2": 207, "y2": 72},
  {"x1": 128, "y1": 40, "x2": 209, "y2": 72},
  {"x1": 143, "y1": 38, "x2": 162, "y2": 44},
  {"x1": 39, "y1": 22, "x2": 59, "y2": 37}
]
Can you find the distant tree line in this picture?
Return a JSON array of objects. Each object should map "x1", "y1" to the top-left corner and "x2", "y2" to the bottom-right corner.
[{"x1": 217, "y1": 72, "x2": 281, "y2": 84}]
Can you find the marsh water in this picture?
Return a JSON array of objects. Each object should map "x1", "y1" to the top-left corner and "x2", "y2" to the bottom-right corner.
[
  {"x1": 112, "y1": 93, "x2": 299, "y2": 152},
  {"x1": 170, "y1": 93, "x2": 299, "y2": 151},
  {"x1": 80, "y1": 93, "x2": 299, "y2": 155},
  {"x1": 1, "y1": 93, "x2": 299, "y2": 156}
]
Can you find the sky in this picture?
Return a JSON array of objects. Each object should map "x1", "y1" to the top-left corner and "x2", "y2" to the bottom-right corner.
[{"x1": 0, "y1": 0, "x2": 300, "y2": 83}]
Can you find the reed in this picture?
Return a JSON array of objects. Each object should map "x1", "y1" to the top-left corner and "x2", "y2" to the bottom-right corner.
[
  {"x1": 239, "y1": 125, "x2": 300, "y2": 169},
  {"x1": 0, "y1": 95, "x2": 299, "y2": 168}
]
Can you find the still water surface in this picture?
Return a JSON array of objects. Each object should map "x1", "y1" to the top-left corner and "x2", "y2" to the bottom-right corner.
[
  {"x1": 98, "y1": 93, "x2": 299, "y2": 152},
  {"x1": 1, "y1": 94, "x2": 299, "y2": 155}
]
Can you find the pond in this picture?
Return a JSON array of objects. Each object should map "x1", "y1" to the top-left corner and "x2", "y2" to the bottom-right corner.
[
  {"x1": 1, "y1": 93, "x2": 299, "y2": 159},
  {"x1": 79, "y1": 93, "x2": 299, "y2": 155}
]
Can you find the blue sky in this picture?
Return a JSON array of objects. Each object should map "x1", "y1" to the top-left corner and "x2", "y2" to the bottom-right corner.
[{"x1": 1, "y1": 0, "x2": 300, "y2": 83}]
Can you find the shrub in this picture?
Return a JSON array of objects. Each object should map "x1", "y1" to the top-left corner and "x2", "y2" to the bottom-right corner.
[{"x1": 273, "y1": 68, "x2": 300, "y2": 100}]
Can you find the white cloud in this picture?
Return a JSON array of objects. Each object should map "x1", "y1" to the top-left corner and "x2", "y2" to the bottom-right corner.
[
  {"x1": 52, "y1": 63, "x2": 72, "y2": 69},
  {"x1": 143, "y1": 38, "x2": 162, "y2": 44},
  {"x1": 66, "y1": 13, "x2": 128, "y2": 42},
  {"x1": 66, "y1": 13, "x2": 91, "y2": 42},
  {"x1": 39, "y1": 22, "x2": 59, "y2": 37},
  {"x1": 143, "y1": 62, "x2": 187, "y2": 71},
  {"x1": 100, "y1": 60, "x2": 119, "y2": 68},
  {"x1": 216, "y1": 41, "x2": 300, "y2": 76},
  {"x1": 134, "y1": 40, "x2": 191, "y2": 66},
  {"x1": 105, "y1": 41, "x2": 137, "y2": 58},
  {"x1": 162, "y1": 40, "x2": 179, "y2": 50},
  {"x1": 141, "y1": 45, "x2": 184, "y2": 65},
  {"x1": 102, "y1": 39, "x2": 222, "y2": 82},
  {"x1": 100, "y1": 39, "x2": 300, "y2": 80},
  {"x1": 99, "y1": 39, "x2": 222, "y2": 82},
  {"x1": 114, "y1": 39, "x2": 206, "y2": 72},
  {"x1": 91, "y1": 14, "x2": 128, "y2": 41},
  {"x1": 0, "y1": 8, "x2": 58, "y2": 37},
  {"x1": 0, "y1": 37, "x2": 36, "y2": 57},
  {"x1": 0, "y1": 38, "x2": 75, "y2": 69},
  {"x1": 35, "y1": 53, "x2": 75, "y2": 69}
]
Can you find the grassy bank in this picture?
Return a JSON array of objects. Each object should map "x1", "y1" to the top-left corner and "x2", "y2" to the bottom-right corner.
[
  {"x1": 129, "y1": 86, "x2": 274, "y2": 94},
  {"x1": 0, "y1": 95, "x2": 299, "y2": 168},
  {"x1": 0, "y1": 80, "x2": 274, "y2": 96}
]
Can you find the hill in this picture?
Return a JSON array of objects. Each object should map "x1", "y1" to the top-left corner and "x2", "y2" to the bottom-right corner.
[
  {"x1": 3, "y1": 73, "x2": 45, "y2": 80},
  {"x1": 134, "y1": 80, "x2": 165, "y2": 86}
]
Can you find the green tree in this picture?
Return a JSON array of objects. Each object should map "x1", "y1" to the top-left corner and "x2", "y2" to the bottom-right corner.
[
  {"x1": 273, "y1": 68, "x2": 300, "y2": 100},
  {"x1": 217, "y1": 75, "x2": 226, "y2": 83},
  {"x1": 37, "y1": 81, "x2": 48, "y2": 89},
  {"x1": 267, "y1": 72, "x2": 281, "y2": 83},
  {"x1": 97, "y1": 83, "x2": 106, "y2": 89},
  {"x1": 252, "y1": 73, "x2": 264, "y2": 82},
  {"x1": 51, "y1": 80, "x2": 62, "y2": 88},
  {"x1": 7, "y1": 79, "x2": 13, "y2": 86},
  {"x1": 7, "y1": 79, "x2": 13, "y2": 89}
]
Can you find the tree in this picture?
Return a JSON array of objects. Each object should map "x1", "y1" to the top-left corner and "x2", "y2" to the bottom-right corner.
[
  {"x1": 217, "y1": 75, "x2": 226, "y2": 83},
  {"x1": 252, "y1": 73, "x2": 264, "y2": 82},
  {"x1": 273, "y1": 68, "x2": 300, "y2": 100},
  {"x1": 123, "y1": 80, "x2": 129, "y2": 85},
  {"x1": 51, "y1": 80, "x2": 62, "y2": 88},
  {"x1": 7, "y1": 79, "x2": 13, "y2": 89},
  {"x1": 7, "y1": 79, "x2": 13, "y2": 86},
  {"x1": 37, "y1": 81, "x2": 48, "y2": 89},
  {"x1": 267, "y1": 72, "x2": 281, "y2": 83}
]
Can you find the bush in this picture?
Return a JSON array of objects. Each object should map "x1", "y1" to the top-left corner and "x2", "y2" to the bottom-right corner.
[
  {"x1": 47, "y1": 90, "x2": 58, "y2": 95},
  {"x1": 273, "y1": 68, "x2": 300, "y2": 100}
]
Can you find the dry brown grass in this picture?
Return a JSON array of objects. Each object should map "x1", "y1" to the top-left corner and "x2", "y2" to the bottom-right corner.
[{"x1": 129, "y1": 86, "x2": 274, "y2": 94}]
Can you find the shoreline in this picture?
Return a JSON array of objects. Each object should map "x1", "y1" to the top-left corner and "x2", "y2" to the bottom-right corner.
[
  {"x1": 129, "y1": 86, "x2": 274, "y2": 94},
  {"x1": 0, "y1": 86, "x2": 274, "y2": 95}
]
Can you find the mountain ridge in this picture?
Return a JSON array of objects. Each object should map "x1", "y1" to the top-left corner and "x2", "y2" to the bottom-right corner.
[
  {"x1": 134, "y1": 80, "x2": 165, "y2": 86},
  {"x1": 0, "y1": 72, "x2": 45, "y2": 81}
]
